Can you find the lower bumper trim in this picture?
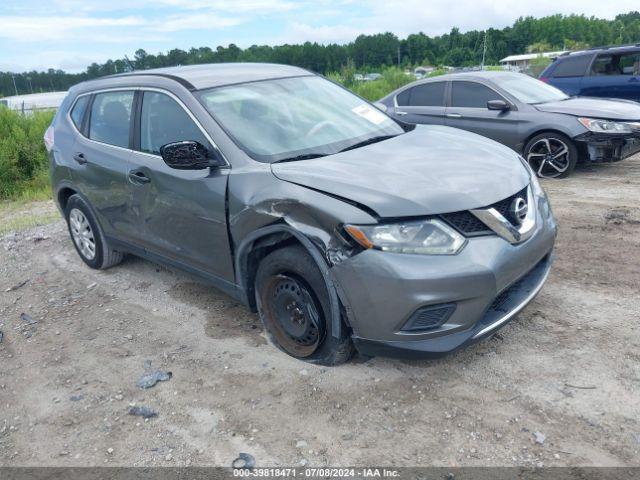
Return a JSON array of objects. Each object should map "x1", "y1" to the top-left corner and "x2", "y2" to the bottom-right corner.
[
  {"x1": 472, "y1": 259, "x2": 551, "y2": 339},
  {"x1": 353, "y1": 254, "x2": 553, "y2": 360}
]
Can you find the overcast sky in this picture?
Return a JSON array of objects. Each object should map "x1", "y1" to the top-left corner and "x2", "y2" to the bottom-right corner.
[{"x1": 1, "y1": 0, "x2": 638, "y2": 72}]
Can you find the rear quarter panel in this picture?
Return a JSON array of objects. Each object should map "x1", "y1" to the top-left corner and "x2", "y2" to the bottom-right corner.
[{"x1": 50, "y1": 93, "x2": 79, "y2": 207}]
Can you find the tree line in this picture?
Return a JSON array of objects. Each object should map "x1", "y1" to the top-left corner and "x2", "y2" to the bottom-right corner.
[{"x1": 1, "y1": 11, "x2": 639, "y2": 97}]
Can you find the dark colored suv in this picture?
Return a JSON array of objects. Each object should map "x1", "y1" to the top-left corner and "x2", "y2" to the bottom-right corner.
[
  {"x1": 45, "y1": 63, "x2": 556, "y2": 364},
  {"x1": 540, "y1": 44, "x2": 640, "y2": 102}
]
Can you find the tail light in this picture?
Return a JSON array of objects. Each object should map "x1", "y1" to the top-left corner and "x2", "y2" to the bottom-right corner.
[{"x1": 44, "y1": 125, "x2": 54, "y2": 152}]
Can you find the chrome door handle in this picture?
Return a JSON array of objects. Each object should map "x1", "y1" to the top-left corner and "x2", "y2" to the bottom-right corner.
[
  {"x1": 446, "y1": 113, "x2": 462, "y2": 118},
  {"x1": 395, "y1": 111, "x2": 408, "y2": 116}
]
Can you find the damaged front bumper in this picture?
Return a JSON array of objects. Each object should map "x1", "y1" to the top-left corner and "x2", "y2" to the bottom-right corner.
[
  {"x1": 350, "y1": 254, "x2": 552, "y2": 359},
  {"x1": 331, "y1": 205, "x2": 557, "y2": 359},
  {"x1": 574, "y1": 131, "x2": 640, "y2": 163}
]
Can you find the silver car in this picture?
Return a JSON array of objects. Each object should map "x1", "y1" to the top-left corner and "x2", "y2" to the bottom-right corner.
[
  {"x1": 46, "y1": 63, "x2": 556, "y2": 364},
  {"x1": 379, "y1": 71, "x2": 640, "y2": 178}
]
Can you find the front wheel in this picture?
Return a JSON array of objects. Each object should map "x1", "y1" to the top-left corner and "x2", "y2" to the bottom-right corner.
[
  {"x1": 524, "y1": 133, "x2": 578, "y2": 179},
  {"x1": 255, "y1": 245, "x2": 353, "y2": 365}
]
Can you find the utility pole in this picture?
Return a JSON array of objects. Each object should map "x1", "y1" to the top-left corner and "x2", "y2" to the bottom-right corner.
[
  {"x1": 397, "y1": 46, "x2": 401, "y2": 67},
  {"x1": 12, "y1": 75, "x2": 18, "y2": 95},
  {"x1": 124, "y1": 55, "x2": 135, "y2": 72},
  {"x1": 481, "y1": 30, "x2": 487, "y2": 70},
  {"x1": 26, "y1": 76, "x2": 33, "y2": 94}
]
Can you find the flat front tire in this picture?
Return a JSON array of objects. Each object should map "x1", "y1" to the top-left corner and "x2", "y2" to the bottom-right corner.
[
  {"x1": 65, "y1": 195, "x2": 124, "y2": 270},
  {"x1": 255, "y1": 245, "x2": 353, "y2": 365}
]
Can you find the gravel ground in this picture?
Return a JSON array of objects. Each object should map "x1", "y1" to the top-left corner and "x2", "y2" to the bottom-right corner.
[{"x1": 0, "y1": 156, "x2": 639, "y2": 468}]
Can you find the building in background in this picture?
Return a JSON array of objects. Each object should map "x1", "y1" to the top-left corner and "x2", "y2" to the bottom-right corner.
[
  {"x1": 499, "y1": 51, "x2": 568, "y2": 72},
  {"x1": 0, "y1": 91, "x2": 67, "y2": 113}
]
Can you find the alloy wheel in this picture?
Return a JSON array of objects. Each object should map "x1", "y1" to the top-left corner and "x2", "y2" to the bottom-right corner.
[
  {"x1": 527, "y1": 137, "x2": 571, "y2": 178},
  {"x1": 69, "y1": 208, "x2": 96, "y2": 260}
]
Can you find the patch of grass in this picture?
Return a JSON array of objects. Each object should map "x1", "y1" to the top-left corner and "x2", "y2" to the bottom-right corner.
[
  {"x1": 0, "y1": 107, "x2": 54, "y2": 200},
  {"x1": 354, "y1": 68, "x2": 415, "y2": 101},
  {"x1": 0, "y1": 211, "x2": 60, "y2": 236},
  {"x1": 0, "y1": 198, "x2": 59, "y2": 235}
]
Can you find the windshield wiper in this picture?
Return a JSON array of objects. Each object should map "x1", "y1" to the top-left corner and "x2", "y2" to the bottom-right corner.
[
  {"x1": 338, "y1": 134, "x2": 397, "y2": 153},
  {"x1": 530, "y1": 96, "x2": 572, "y2": 105},
  {"x1": 274, "y1": 153, "x2": 328, "y2": 163}
]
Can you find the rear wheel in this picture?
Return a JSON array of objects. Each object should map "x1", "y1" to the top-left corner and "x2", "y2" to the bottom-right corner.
[
  {"x1": 65, "y1": 195, "x2": 124, "y2": 269},
  {"x1": 524, "y1": 132, "x2": 577, "y2": 179},
  {"x1": 255, "y1": 245, "x2": 353, "y2": 365}
]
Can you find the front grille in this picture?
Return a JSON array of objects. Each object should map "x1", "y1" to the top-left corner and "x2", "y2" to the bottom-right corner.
[
  {"x1": 440, "y1": 211, "x2": 491, "y2": 236},
  {"x1": 401, "y1": 303, "x2": 456, "y2": 332},
  {"x1": 490, "y1": 187, "x2": 528, "y2": 225},
  {"x1": 440, "y1": 187, "x2": 528, "y2": 236}
]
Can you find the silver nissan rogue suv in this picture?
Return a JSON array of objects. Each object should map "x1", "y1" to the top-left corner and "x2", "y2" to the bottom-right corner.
[{"x1": 46, "y1": 63, "x2": 557, "y2": 365}]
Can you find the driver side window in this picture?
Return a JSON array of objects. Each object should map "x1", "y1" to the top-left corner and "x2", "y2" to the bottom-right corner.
[
  {"x1": 140, "y1": 91, "x2": 210, "y2": 155},
  {"x1": 451, "y1": 81, "x2": 504, "y2": 108}
]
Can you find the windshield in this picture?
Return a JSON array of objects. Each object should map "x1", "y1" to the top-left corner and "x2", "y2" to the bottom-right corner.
[
  {"x1": 497, "y1": 74, "x2": 569, "y2": 104},
  {"x1": 197, "y1": 76, "x2": 404, "y2": 162}
]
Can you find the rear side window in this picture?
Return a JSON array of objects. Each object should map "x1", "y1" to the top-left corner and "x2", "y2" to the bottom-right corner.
[
  {"x1": 140, "y1": 91, "x2": 210, "y2": 155},
  {"x1": 89, "y1": 91, "x2": 134, "y2": 148},
  {"x1": 70, "y1": 96, "x2": 89, "y2": 130},
  {"x1": 451, "y1": 82, "x2": 503, "y2": 108},
  {"x1": 396, "y1": 82, "x2": 445, "y2": 107},
  {"x1": 592, "y1": 52, "x2": 640, "y2": 76},
  {"x1": 550, "y1": 55, "x2": 591, "y2": 78}
]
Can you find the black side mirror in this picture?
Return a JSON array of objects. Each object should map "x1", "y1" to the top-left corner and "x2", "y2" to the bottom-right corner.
[
  {"x1": 160, "y1": 141, "x2": 225, "y2": 170},
  {"x1": 487, "y1": 99, "x2": 510, "y2": 111}
]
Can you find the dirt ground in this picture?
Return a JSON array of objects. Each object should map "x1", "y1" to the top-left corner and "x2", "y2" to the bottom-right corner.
[{"x1": 1, "y1": 155, "x2": 639, "y2": 468}]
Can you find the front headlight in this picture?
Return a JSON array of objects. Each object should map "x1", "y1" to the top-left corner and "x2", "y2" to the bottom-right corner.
[
  {"x1": 578, "y1": 117, "x2": 632, "y2": 134},
  {"x1": 344, "y1": 219, "x2": 466, "y2": 255}
]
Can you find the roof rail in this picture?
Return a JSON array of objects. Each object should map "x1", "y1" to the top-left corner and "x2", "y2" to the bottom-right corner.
[
  {"x1": 105, "y1": 72, "x2": 196, "y2": 90},
  {"x1": 583, "y1": 42, "x2": 640, "y2": 52},
  {"x1": 557, "y1": 43, "x2": 640, "y2": 57}
]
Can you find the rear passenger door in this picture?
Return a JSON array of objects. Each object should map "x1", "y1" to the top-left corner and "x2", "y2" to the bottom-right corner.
[
  {"x1": 391, "y1": 81, "x2": 447, "y2": 125},
  {"x1": 127, "y1": 89, "x2": 234, "y2": 281},
  {"x1": 582, "y1": 51, "x2": 640, "y2": 102},
  {"x1": 70, "y1": 90, "x2": 136, "y2": 241},
  {"x1": 445, "y1": 81, "x2": 520, "y2": 149}
]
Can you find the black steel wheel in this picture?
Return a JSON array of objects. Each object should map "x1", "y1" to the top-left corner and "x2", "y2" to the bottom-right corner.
[
  {"x1": 255, "y1": 245, "x2": 353, "y2": 365},
  {"x1": 261, "y1": 274, "x2": 324, "y2": 357}
]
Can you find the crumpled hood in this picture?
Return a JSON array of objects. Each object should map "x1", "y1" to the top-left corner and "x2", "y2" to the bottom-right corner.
[
  {"x1": 535, "y1": 97, "x2": 640, "y2": 120},
  {"x1": 271, "y1": 125, "x2": 529, "y2": 217}
]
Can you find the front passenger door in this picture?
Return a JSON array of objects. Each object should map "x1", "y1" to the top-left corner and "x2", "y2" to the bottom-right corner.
[
  {"x1": 127, "y1": 90, "x2": 234, "y2": 282},
  {"x1": 445, "y1": 81, "x2": 520, "y2": 149}
]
